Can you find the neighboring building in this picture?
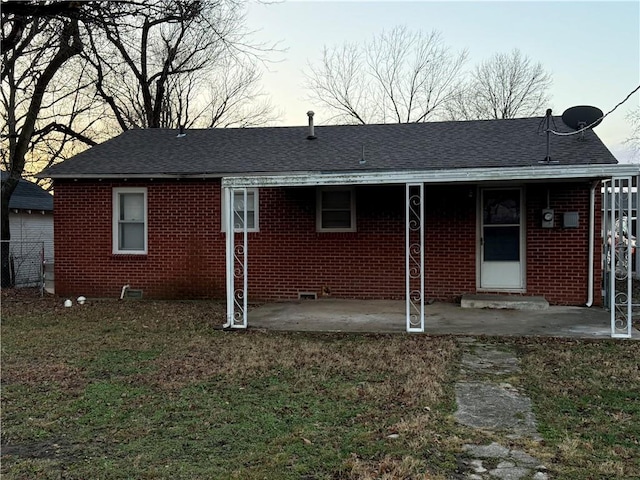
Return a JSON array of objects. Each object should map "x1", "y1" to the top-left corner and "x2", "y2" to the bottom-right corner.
[
  {"x1": 2, "y1": 171, "x2": 54, "y2": 287},
  {"x1": 40, "y1": 115, "x2": 638, "y2": 329}
]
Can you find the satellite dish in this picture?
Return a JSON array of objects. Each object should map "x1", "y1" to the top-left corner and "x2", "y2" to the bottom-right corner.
[{"x1": 561, "y1": 105, "x2": 603, "y2": 130}]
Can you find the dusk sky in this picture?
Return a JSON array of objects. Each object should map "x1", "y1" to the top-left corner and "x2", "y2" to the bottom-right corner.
[{"x1": 245, "y1": 1, "x2": 639, "y2": 163}]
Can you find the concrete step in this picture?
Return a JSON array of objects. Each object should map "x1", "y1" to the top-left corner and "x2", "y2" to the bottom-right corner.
[{"x1": 461, "y1": 294, "x2": 549, "y2": 311}]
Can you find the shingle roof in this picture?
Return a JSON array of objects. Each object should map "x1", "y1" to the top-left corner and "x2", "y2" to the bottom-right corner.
[
  {"x1": 1, "y1": 172, "x2": 53, "y2": 211},
  {"x1": 41, "y1": 116, "x2": 617, "y2": 178}
]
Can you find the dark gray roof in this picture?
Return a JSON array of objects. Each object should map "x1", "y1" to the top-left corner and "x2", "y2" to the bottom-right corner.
[
  {"x1": 1, "y1": 172, "x2": 53, "y2": 211},
  {"x1": 41, "y1": 116, "x2": 617, "y2": 178}
]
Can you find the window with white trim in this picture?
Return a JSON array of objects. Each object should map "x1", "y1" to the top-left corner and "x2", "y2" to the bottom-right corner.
[
  {"x1": 316, "y1": 187, "x2": 356, "y2": 232},
  {"x1": 113, "y1": 187, "x2": 147, "y2": 254},
  {"x1": 221, "y1": 188, "x2": 259, "y2": 232}
]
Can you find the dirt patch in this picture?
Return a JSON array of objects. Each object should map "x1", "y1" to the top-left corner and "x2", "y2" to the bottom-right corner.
[
  {"x1": 2, "y1": 361, "x2": 86, "y2": 392},
  {"x1": 1, "y1": 439, "x2": 90, "y2": 463}
]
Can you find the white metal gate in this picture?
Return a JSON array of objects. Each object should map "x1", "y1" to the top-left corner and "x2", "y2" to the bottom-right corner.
[{"x1": 603, "y1": 177, "x2": 634, "y2": 338}]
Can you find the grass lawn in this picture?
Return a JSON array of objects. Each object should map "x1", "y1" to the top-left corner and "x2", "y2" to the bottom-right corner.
[{"x1": 2, "y1": 291, "x2": 639, "y2": 479}]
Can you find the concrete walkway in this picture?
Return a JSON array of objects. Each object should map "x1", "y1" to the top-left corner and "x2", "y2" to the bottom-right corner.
[
  {"x1": 249, "y1": 299, "x2": 640, "y2": 339},
  {"x1": 455, "y1": 338, "x2": 548, "y2": 480}
]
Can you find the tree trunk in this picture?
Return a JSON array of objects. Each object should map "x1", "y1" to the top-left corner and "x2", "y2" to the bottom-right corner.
[
  {"x1": 0, "y1": 177, "x2": 17, "y2": 287},
  {"x1": 1, "y1": 19, "x2": 82, "y2": 286}
]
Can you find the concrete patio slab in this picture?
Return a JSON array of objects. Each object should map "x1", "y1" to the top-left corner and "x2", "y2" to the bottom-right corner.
[{"x1": 248, "y1": 299, "x2": 640, "y2": 339}]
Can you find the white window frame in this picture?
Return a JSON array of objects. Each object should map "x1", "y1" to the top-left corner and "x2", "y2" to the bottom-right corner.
[
  {"x1": 221, "y1": 187, "x2": 259, "y2": 232},
  {"x1": 316, "y1": 187, "x2": 356, "y2": 232},
  {"x1": 112, "y1": 187, "x2": 148, "y2": 255}
]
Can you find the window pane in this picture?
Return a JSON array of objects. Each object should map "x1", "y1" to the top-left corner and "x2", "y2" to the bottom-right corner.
[
  {"x1": 484, "y1": 226, "x2": 519, "y2": 261},
  {"x1": 322, "y1": 191, "x2": 351, "y2": 209},
  {"x1": 322, "y1": 210, "x2": 351, "y2": 228},
  {"x1": 483, "y1": 191, "x2": 519, "y2": 225},
  {"x1": 233, "y1": 211, "x2": 255, "y2": 229},
  {"x1": 232, "y1": 192, "x2": 255, "y2": 229},
  {"x1": 120, "y1": 223, "x2": 144, "y2": 250},
  {"x1": 120, "y1": 193, "x2": 144, "y2": 221},
  {"x1": 234, "y1": 192, "x2": 255, "y2": 212}
]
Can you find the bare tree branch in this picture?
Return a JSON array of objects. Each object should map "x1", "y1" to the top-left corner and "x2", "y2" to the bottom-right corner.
[
  {"x1": 446, "y1": 49, "x2": 552, "y2": 120},
  {"x1": 304, "y1": 26, "x2": 468, "y2": 124},
  {"x1": 625, "y1": 107, "x2": 640, "y2": 161},
  {"x1": 86, "y1": 0, "x2": 277, "y2": 130},
  {"x1": 1, "y1": 15, "x2": 84, "y2": 286},
  {"x1": 33, "y1": 122, "x2": 98, "y2": 147}
]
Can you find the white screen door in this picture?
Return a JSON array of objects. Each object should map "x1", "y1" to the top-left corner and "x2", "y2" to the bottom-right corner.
[{"x1": 480, "y1": 188, "x2": 524, "y2": 289}]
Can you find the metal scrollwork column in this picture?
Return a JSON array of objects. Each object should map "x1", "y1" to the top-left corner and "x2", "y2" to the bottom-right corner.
[
  {"x1": 610, "y1": 177, "x2": 632, "y2": 338},
  {"x1": 406, "y1": 183, "x2": 424, "y2": 332},
  {"x1": 224, "y1": 187, "x2": 248, "y2": 329}
]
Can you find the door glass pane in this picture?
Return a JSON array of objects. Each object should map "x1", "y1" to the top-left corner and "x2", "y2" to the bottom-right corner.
[
  {"x1": 484, "y1": 226, "x2": 519, "y2": 261},
  {"x1": 483, "y1": 190, "x2": 520, "y2": 225}
]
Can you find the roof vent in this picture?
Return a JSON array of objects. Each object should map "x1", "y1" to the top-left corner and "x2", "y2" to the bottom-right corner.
[
  {"x1": 306, "y1": 111, "x2": 317, "y2": 140},
  {"x1": 176, "y1": 125, "x2": 186, "y2": 138}
]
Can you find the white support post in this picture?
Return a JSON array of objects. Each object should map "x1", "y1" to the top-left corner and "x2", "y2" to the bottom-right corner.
[
  {"x1": 224, "y1": 186, "x2": 234, "y2": 328},
  {"x1": 224, "y1": 187, "x2": 249, "y2": 329},
  {"x1": 610, "y1": 177, "x2": 633, "y2": 338},
  {"x1": 405, "y1": 183, "x2": 425, "y2": 333},
  {"x1": 240, "y1": 188, "x2": 248, "y2": 328},
  {"x1": 635, "y1": 173, "x2": 640, "y2": 279},
  {"x1": 602, "y1": 180, "x2": 610, "y2": 310}
]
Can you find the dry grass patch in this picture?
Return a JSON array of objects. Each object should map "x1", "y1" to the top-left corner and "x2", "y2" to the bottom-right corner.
[
  {"x1": 508, "y1": 337, "x2": 640, "y2": 479},
  {"x1": 148, "y1": 333, "x2": 456, "y2": 405},
  {"x1": 2, "y1": 293, "x2": 462, "y2": 479},
  {"x1": 344, "y1": 453, "x2": 446, "y2": 480}
]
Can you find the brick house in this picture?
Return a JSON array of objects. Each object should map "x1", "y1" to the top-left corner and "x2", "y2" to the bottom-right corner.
[{"x1": 41, "y1": 115, "x2": 637, "y2": 332}]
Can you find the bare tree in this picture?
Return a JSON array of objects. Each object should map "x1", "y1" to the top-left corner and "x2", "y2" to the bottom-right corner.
[
  {"x1": 304, "y1": 26, "x2": 468, "y2": 124},
  {"x1": 1, "y1": 0, "x2": 277, "y2": 287},
  {"x1": 447, "y1": 49, "x2": 552, "y2": 120},
  {"x1": 156, "y1": 58, "x2": 276, "y2": 129},
  {"x1": 1, "y1": 5, "x2": 87, "y2": 287},
  {"x1": 85, "y1": 0, "x2": 276, "y2": 130},
  {"x1": 625, "y1": 107, "x2": 640, "y2": 161}
]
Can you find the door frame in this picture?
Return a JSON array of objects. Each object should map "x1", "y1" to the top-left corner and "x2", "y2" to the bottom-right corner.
[{"x1": 476, "y1": 186, "x2": 526, "y2": 292}]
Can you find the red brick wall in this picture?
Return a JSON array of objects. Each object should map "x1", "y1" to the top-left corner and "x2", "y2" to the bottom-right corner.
[
  {"x1": 525, "y1": 182, "x2": 602, "y2": 306},
  {"x1": 423, "y1": 186, "x2": 477, "y2": 301},
  {"x1": 53, "y1": 180, "x2": 599, "y2": 305},
  {"x1": 54, "y1": 180, "x2": 226, "y2": 299},
  {"x1": 248, "y1": 185, "x2": 406, "y2": 299}
]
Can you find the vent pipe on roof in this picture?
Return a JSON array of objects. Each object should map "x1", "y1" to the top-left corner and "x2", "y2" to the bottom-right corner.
[
  {"x1": 177, "y1": 125, "x2": 186, "y2": 138},
  {"x1": 544, "y1": 108, "x2": 551, "y2": 162},
  {"x1": 307, "y1": 111, "x2": 317, "y2": 140}
]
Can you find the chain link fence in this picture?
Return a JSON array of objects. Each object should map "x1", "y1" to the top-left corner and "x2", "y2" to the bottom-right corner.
[{"x1": 1, "y1": 240, "x2": 45, "y2": 293}]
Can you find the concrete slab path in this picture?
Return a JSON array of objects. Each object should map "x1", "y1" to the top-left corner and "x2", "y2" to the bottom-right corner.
[{"x1": 454, "y1": 338, "x2": 548, "y2": 480}]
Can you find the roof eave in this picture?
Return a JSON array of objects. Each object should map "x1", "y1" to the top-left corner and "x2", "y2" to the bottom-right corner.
[
  {"x1": 39, "y1": 172, "x2": 226, "y2": 180},
  {"x1": 222, "y1": 164, "x2": 640, "y2": 188}
]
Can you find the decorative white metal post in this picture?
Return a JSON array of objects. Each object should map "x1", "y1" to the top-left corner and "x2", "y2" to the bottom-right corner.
[
  {"x1": 224, "y1": 187, "x2": 248, "y2": 329},
  {"x1": 406, "y1": 183, "x2": 425, "y2": 332},
  {"x1": 610, "y1": 177, "x2": 633, "y2": 338}
]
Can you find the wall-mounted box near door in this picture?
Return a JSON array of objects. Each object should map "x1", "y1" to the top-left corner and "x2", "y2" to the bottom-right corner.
[
  {"x1": 542, "y1": 209, "x2": 554, "y2": 228},
  {"x1": 563, "y1": 212, "x2": 579, "y2": 228}
]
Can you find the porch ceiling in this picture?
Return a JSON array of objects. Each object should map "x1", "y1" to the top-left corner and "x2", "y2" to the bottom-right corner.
[{"x1": 222, "y1": 164, "x2": 640, "y2": 188}]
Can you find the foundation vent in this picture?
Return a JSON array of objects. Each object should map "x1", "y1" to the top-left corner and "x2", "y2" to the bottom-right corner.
[{"x1": 298, "y1": 292, "x2": 317, "y2": 300}]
